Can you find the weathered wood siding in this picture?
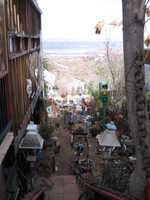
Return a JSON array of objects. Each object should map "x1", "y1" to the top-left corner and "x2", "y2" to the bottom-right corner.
[
  {"x1": 0, "y1": 0, "x2": 8, "y2": 78},
  {"x1": 4, "y1": 0, "x2": 42, "y2": 134},
  {"x1": 0, "y1": 0, "x2": 11, "y2": 142}
]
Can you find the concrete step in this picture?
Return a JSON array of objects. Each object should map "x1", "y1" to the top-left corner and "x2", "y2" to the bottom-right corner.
[{"x1": 45, "y1": 175, "x2": 80, "y2": 200}]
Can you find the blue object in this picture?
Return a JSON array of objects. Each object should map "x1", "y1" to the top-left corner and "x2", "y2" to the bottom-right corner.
[
  {"x1": 72, "y1": 114, "x2": 77, "y2": 121},
  {"x1": 39, "y1": 150, "x2": 43, "y2": 159},
  {"x1": 81, "y1": 98, "x2": 86, "y2": 104},
  {"x1": 80, "y1": 110, "x2": 86, "y2": 116},
  {"x1": 86, "y1": 120, "x2": 92, "y2": 129},
  {"x1": 65, "y1": 114, "x2": 70, "y2": 127},
  {"x1": 77, "y1": 143, "x2": 84, "y2": 153}
]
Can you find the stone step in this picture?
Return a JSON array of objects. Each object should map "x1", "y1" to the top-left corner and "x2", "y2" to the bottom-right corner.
[{"x1": 45, "y1": 175, "x2": 80, "y2": 200}]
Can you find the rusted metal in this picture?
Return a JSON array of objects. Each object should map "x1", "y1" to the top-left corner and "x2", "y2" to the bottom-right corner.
[{"x1": 84, "y1": 182, "x2": 130, "y2": 200}]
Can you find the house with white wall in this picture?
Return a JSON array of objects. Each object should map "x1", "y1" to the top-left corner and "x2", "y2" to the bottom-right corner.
[{"x1": 43, "y1": 69, "x2": 56, "y2": 97}]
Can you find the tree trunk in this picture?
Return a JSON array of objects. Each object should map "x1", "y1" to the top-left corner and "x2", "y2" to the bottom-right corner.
[{"x1": 122, "y1": 1, "x2": 150, "y2": 199}]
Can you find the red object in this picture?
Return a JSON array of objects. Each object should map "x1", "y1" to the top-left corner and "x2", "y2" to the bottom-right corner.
[
  {"x1": 115, "y1": 113, "x2": 120, "y2": 123},
  {"x1": 52, "y1": 99, "x2": 56, "y2": 117},
  {"x1": 100, "y1": 160, "x2": 104, "y2": 166},
  {"x1": 61, "y1": 93, "x2": 65, "y2": 98},
  {"x1": 103, "y1": 91, "x2": 107, "y2": 95},
  {"x1": 87, "y1": 101, "x2": 92, "y2": 107},
  {"x1": 116, "y1": 130, "x2": 121, "y2": 139},
  {"x1": 85, "y1": 183, "x2": 128, "y2": 200},
  {"x1": 146, "y1": 178, "x2": 150, "y2": 200},
  {"x1": 103, "y1": 84, "x2": 108, "y2": 89}
]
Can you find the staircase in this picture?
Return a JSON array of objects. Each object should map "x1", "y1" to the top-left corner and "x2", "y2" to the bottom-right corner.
[{"x1": 45, "y1": 175, "x2": 80, "y2": 200}]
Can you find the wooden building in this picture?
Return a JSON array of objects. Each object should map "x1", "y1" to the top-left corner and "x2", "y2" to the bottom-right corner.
[
  {"x1": 0, "y1": 0, "x2": 42, "y2": 199},
  {"x1": 0, "y1": 0, "x2": 42, "y2": 141}
]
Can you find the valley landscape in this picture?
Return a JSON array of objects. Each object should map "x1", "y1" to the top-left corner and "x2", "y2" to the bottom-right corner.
[{"x1": 43, "y1": 41, "x2": 123, "y2": 95}]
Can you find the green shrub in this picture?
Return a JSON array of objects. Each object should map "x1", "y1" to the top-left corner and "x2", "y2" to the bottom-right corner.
[
  {"x1": 146, "y1": 91, "x2": 150, "y2": 118},
  {"x1": 39, "y1": 123, "x2": 54, "y2": 140},
  {"x1": 87, "y1": 82, "x2": 103, "y2": 111}
]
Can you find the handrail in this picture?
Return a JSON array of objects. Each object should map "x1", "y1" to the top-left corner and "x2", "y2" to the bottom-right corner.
[
  {"x1": 84, "y1": 182, "x2": 130, "y2": 200},
  {"x1": 32, "y1": 191, "x2": 44, "y2": 200}
]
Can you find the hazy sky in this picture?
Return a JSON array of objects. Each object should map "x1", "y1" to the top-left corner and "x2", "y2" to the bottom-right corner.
[{"x1": 38, "y1": 0, "x2": 123, "y2": 41}]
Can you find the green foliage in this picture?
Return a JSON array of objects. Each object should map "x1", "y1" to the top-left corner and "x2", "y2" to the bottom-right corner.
[
  {"x1": 101, "y1": 161, "x2": 129, "y2": 193},
  {"x1": 39, "y1": 123, "x2": 54, "y2": 140},
  {"x1": 71, "y1": 87, "x2": 76, "y2": 96},
  {"x1": 96, "y1": 65, "x2": 105, "y2": 77},
  {"x1": 44, "y1": 82, "x2": 49, "y2": 98},
  {"x1": 146, "y1": 91, "x2": 150, "y2": 111},
  {"x1": 43, "y1": 57, "x2": 54, "y2": 71},
  {"x1": 87, "y1": 82, "x2": 102, "y2": 111},
  {"x1": 76, "y1": 86, "x2": 81, "y2": 95},
  {"x1": 87, "y1": 81, "x2": 94, "y2": 96},
  {"x1": 108, "y1": 94, "x2": 126, "y2": 114},
  {"x1": 93, "y1": 90, "x2": 103, "y2": 111},
  {"x1": 83, "y1": 83, "x2": 88, "y2": 95}
]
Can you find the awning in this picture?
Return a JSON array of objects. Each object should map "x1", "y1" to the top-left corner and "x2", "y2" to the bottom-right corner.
[{"x1": 0, "y1": 132, "x2": 14, "y2": 165}]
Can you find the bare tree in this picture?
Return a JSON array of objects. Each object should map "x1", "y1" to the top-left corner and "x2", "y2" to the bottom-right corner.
[
  {"x1": 95, "y1": 1, "x2": 150, "y2": 198},
  {"x1": 122, "y1": 0, "x2": 150, "y2": 199},
  {"x1": 105, "y1": 42, "x2": 125, "y2": 101},
  {"x1": 96, "y1": 41, "x2": 125, "y2": 110}
]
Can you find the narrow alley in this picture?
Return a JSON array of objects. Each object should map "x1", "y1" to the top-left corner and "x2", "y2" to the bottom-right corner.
[
  {"x1": 22, "y1": 94, "x2": 132, "y2": 200},
  {"x1": 1, "y1": 0, "x2": 150, "y2": 200}
]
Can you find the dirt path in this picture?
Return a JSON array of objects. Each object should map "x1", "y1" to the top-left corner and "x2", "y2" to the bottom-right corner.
[
  {"x1": 54, "y1": 126, "x2": 74, "y2": 175},
  {"x1": 51, "y1": 117, "x2": 103, "y2": 177}
]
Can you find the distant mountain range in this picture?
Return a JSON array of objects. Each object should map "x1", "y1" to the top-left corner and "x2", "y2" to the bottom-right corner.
[{"x1": 42, "y1": 41, "x2": 123, "y2": 57}]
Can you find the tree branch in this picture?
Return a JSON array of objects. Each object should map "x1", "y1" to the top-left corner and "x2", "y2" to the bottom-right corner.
[
  {"x1": 145, "y1": 0, "x2": 150, "y2": 6},
  {"x1": 105, "y1": 42, "x2": 116, "y2": 87},
  {"x1": 145, "y1": 17, "x2": 150, "y2": 24}
]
